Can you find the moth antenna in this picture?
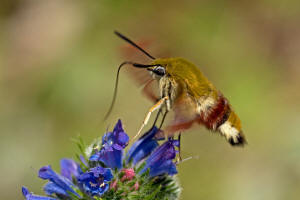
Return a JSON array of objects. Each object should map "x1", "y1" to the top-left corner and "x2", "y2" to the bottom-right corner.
[
  {"x1": 103, "y1": 61, "x2": 153, "y2": 121},
  {"x1": 114, "y1": 31, "x2": 156, "y2": 60}
]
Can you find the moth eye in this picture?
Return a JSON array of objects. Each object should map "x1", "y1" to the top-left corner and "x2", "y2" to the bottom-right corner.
[{"x1": 153, "y1": 66, "x2": 165, "y2": 76}]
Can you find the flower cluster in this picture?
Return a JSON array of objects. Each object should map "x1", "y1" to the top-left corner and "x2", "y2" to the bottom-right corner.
[{"x1": 22, "y1": 120, "x2": 181, "y2": 200}]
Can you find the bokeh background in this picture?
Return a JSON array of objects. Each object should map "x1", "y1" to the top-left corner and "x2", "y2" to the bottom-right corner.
[{"x1": 1, "y1": 0, "x2": 300, "y2": 199}]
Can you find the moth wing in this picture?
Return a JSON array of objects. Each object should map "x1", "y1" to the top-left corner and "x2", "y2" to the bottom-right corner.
[
  {"x1": 165, "y1": 92, "x2": 199, "y2": 134},
  {"x1": 124, "y1": 67, "x2": 159, "y2": 102},
  {"x1": 119, "y1": 39, "x2": 159, "y2": 103}
]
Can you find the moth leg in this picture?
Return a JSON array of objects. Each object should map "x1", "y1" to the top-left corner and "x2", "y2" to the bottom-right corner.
[
  {"x1": 152, "y1": 109, "x2": 162, "y2": 128},
  {"x1": 140, "y1": 109, "x2": 162, "y2": 139},
  {"x1": 134, "y1": 96, "x2": 168, "y2": 140},
  {"x1": 178, "y1": 133, "x2": 182, "y2": 162},
  {"x1": 159, "y1": 110, "x2": 169, "y2": 129},
  {"x1": 158, "y1": 110, "x2": 169, "y2": 139}
]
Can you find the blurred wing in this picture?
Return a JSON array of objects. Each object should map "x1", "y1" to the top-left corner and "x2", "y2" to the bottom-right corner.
[
  {"x1": 142, "y1": 79, "x2": 159, "y2": 102},
  {"x1": 125, "y1": 67, "x2": 152, "y2": 86},
  {"x1": 165, "y1": 92, "x2": 199, "y2": 134},
  {"x1": 119, "y1": 39, "x2": 159, "y2": 102},
  {"x1": 124, "y1": 67, "x2": 158, "y2": 103}
]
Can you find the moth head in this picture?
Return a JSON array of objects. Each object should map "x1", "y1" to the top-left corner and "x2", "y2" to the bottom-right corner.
[{"x1": 147, "y1": 65, "x2": 166, "y2": 77}]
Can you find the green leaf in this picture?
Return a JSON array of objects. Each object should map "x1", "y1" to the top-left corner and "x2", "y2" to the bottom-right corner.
[{"x1": 135, "y1": 162, "x2": 146, "y2": 174}]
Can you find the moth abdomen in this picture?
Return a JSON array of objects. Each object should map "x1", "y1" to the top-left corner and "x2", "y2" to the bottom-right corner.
[
  {"x1": 197, "y1": 94, "x2": 246, "y2": 146},
  {"x1": 217, "y1": 110, "x2": 246, "y2": 146}
]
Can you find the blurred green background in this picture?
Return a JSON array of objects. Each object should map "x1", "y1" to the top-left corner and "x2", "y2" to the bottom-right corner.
[{"x1": 1, "y1": 0, "x2": 300, "y2": 199}]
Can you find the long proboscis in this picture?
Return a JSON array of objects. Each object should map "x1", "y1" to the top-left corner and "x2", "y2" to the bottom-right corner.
[{"x1": 103, "y1": 62, "x2": 155, "y2": 121}]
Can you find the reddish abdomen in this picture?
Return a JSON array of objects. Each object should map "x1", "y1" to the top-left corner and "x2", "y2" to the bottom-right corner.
[{"x1": 198, "y1": 95, "x2": 230, "y2": 131}]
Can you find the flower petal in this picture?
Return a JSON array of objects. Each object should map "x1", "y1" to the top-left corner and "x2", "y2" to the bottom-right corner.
[
  {"x1": 113, "y1": 119, "x2": 129, "y2": 147},
  {"x1": 38, "y1": 165, "x2": 79, "y2": 196},
  {"x1": 127, "y1": 126, "x2": 159, "y2": 165},
  {"x1": 22, "y1": 187, "x2": 57, "y2": 200},
  {"x1": 112, "y1": 143, "x2": 123, "y2": 151},
  {"x1": 90, "y1": 147, "x2": 123, "y2": 169},
  {"x1": 142, "y1": 138, "x2": 179, "y2": 177},
  {"x1": 60, "y1": 159, "x2": 81, "y2": 180},
  {"x1": 148, "y1": 160, "x2": 177, "y2": 177},
  {"x1": 102, "y1": 120, "x2": 129, "y2": 148},
  {"x1": 89, "y1": 152, "x2": 100, "y2": 161},
  {"x1": 102, "y1": 168, "x2": 113, "y2": 182},
  {"x1": 90, "y1": 120, "x2": 129, "y2": 169},
  {"x1": 77, "y1": 166, "x2": 113, "y2": 196},
  {"x1": 43, "y1": 183, "x2": 68, "y2": 196},
  {"x1": 89, "y1": 166, "x2": 113, "y2": 181},
  {"x1": 101, "y1": 148, "x2": 123, "y2": 169},
  {"x1": 147, "y1": 139, "x2": 177, "y2": 161}
]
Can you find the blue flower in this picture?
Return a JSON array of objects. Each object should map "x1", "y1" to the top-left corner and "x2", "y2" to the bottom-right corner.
[
  {"x1": 90, "y1": 119, "x2": 129, "y2": 169},
  {"x1": 21, "y1": 120, "x2": 181, "y2": 199},
  {"x1": 142, "y1": 138, "x2": 179, "y2": 177},
  {"x1": 43, "y1": 183, "x2": 69, "y2": 197},
  {"x1": 77, "y1": 166, "x2": 113, "y2": 196},
  {"x1": 127, "y1": 126, "x2": 160, "y2": 165},
  {"x1": 60, "y1": 159, "x2": 82, "y2": 181},
  {"x1": 103, "y1": 119, "x2": 129, "y2": 148},
  {"x1": 22, "y1": 187, "x2": 57, "y2": 200},
  {"x1": 39, "y1": 165, "x2": 79, "y2": 197}
]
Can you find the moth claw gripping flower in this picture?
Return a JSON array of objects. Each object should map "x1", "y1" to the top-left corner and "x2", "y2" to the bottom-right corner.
[{"x1": 22, "y1": 120, "x2": 181, "y2": 200}]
